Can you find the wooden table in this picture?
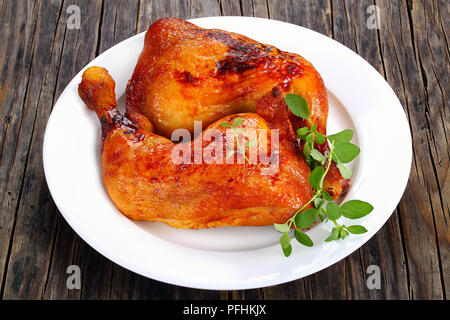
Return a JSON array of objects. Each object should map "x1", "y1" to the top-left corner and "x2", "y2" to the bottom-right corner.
[{"x1": 0, "y1": 0, "x2": 447, "y2": 300}]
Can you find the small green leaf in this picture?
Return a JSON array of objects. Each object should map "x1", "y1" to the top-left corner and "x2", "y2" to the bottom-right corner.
[
  {"x1": 284, "y1": 94, "x2": 309, "y2": 119},
  {"x1": 327, "y1": 129, "x2": 353, "y2": 143},
  {"x1": 309, "y1": 166, "x2": 325, "y2": 190},
  {"x1": 325, "y1": 227, "x2": 340, "y2": 242},
  {"x1": 318, "y1": 212, "x2": 324, "y2": 222},
  {"x1": 340, "y1": 229, "x2": 349, "y2": 239},
  {"x1": 331, "y1": 152, "x2": 339, "y2": 164},
  {"x1": 294, "y1": 229, "x2": 314, "y2": 247},
  {"x1": 306, "y1": 133, "x2": 314, "y2": 147},
  {"x1": 340, "y1": 200, "x2": 374, "y2": 219},
  {"x1": 315, "y1": 132, "x2": 326, "y2": 144},
  {"x1": 311, "y1": 124, "x2": 317, "y2": 132},
  {"x1": 232, "y1": 117, "x2": 243, "y2": 128},
  {"x1": 221, "y1": 122, "x2": 231, "y2": 128},
  {"x1": 274, "y1": 223, "x2": 290, "y2": 233},
  {"x1": 245, "y1": 140, "x2": 256, "y2": 147},
  {"x1": 333, "y1": 142, "x2": 360, "y2": 163},
  {"x1": 314, "y1": 197, "x2": 325, "y2": 209},
  {"x1": 282, "y1": 243, "x2": 292, "y2": 257},
  {"x1": 337, "y1": 163, "x2": 352, "y2": 179},
  {"x1": 297, "y1": 127, "x2": 309, "y2": 139},
  {"x1": 322, "y1": 191, "x2": 333, "y2": 201},
  {"x1": 346, "y1": 225, "x2": 368, "y2": 234},
  {"x1": 303, "y1": 142, "x2": 312, "y2": 157},
  {"x1": 280, "y1": 233, "x2": 291, "y2": 248},
  {"x1": 326, "y1": 202, "x2": 341, "y2": 221},
  {"x1": 310, "y1": 149, "x2": 324, "y2": 162},
  {"x1": 295, "y1": 208, "x2": 319, "y2": 229}
]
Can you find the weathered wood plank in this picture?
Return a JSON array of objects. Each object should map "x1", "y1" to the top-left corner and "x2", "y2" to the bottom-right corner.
[
  {"x1": 268, "y1": 0, "x2": 333, "y2": 37},
  {"x1": 241, "y1": 0, "x2": 269, "y2": 18},
  {"x1": 137, "y1": 0, "x2": 191, "y2": 32},
  {"x1": 98, "y1": 0, "x2": 140, "y2": 54},
  {"x1": 3, "y1": 0, "x2": 103, "y2": 299},
  {"x1": 42, "y1": 0, "x2": 112, "y2": 300},
  {"x1": 190, "y1": 0, "x2": 221, "y2": 19},
  {"x1": 374, "y1": 0, "x2": 445, "y2": 299},
  {"x1": 0, "y1": 0, "x2": 42, "y2": 297},
  {"x1": 0, "y1": 0, "x2": 64, "y2": 299},
  {"x1": 220, "y1": 0, "x2": 242, "y2": 16},
  {"x1": 43, "y1": 219, "x2": 81, "y2": 299},
  {"x1": 408, "y1": 0, "x2": 449, "y2": 298}
]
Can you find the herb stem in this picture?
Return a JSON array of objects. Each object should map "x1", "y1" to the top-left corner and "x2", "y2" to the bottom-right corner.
[
  {"x1": 232, "y1": 128, "x2": 262, "y2": 170},
  {"x1": 289, "y1": 140, "x2": 335, "y2": 229}
]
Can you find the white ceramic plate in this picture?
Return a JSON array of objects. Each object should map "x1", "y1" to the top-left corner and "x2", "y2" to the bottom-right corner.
[{"x1": 43, "y1": 17, "x2": 411, "y2": 290}]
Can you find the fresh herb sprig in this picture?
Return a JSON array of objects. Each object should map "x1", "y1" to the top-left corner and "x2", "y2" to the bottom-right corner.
[
  {"x1": 274, "y1": 94, "x2": 373, "y2": 257},
  {"x1": 221, "y1": 117, "x2": 259, "y2": 168}
]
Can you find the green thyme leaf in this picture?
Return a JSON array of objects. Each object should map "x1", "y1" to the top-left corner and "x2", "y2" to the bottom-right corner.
[
  {"x1": 337, "y1": 163, "x2": 352, "y2": 179},
  {"x1": 245, "y1": 140, "x2": 256, "y2": 147},
  {"x1": 334, "y1": 142, "x2": 360, "y2": 163},
  {"x1": 314, "y1": 197, "x2": 325, "y2": 209},
  {"x1": 340, "y1": 200, "x2": 374, "y2": 219},
  {"x1": 232, "y1": 117, "x2": 243, "y2": 128},
  {"x1": 346, "y1": 225, "x2": 368, "y2": 234},
  {"x1": 340, "y1": 229, "x2": 349, "y2": 239},
  {"x1": 303, "y1": 142, "x2": 312, "y2": 158},
  {"x1": 280, "y1": 233, "x2": 291, "y2": 248},
  {"x1": 326, "y1": 202, "x2": 341, "y2": 221},
  {"x1": 318, "y1": 212, "x2": 324, "y2": 222},
  {"x1": 294, "y1": 229, "x2": 314, "y2": 247},
  {"x1": 327, "y1": 129, "x2": 353, "y2": 143},
  {"x1": 315, "y1": 132, "x2": 326, "y2": 144},
  {"x1": 309, "y1": 166, "x2": 325, "y2": 190},
  {"x1": 274, "y1": 223, "x2": 290, "y2": 233},
  {"x1": 322, "y1": 191, "x2": 333, "y2": 201},
  {"x1": 284, "y1": 94, "x2": 309, "y2": 119},
  {"x1": 282, "y1": 243, "x2": 292, "y2": 257},
  {"x1": 295, "y1": 208, "x2": 319, "y2": 229},
  {"x1": 297, "y1": 127, "x2": 309, "y2": 139},
  {"x1": 331, "y1": 152, "x2": 339, "y2": 164},
  {"x1": 306, "y1": 133, "x2": 314, "y2": 147},
  {"x1": 310, "y1": 149, "x2": 325, "y2": 162},
  {"x1": 325, "y1": 227, "x2": 340, "y2": 242}
]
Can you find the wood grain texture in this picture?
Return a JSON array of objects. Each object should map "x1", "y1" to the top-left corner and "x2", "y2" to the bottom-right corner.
[
  {"x1": 0, "y1": 0, "x2": 447, "y2": 300},
  {"x1": 374, "y1": 0, "x2": 447, "y2": 299}
]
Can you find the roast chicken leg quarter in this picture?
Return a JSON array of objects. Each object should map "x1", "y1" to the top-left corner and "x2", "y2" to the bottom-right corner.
[{"x1": 78, "y1": 18, "x2": 349, "y2": 229}]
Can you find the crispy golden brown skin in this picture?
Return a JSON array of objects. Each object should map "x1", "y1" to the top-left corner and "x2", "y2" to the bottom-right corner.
[
  {"x1": 126, "y1": 18, "x2": 328, "y2": 137},
  {"x1": 79, "y1": 67, "x2": 315, "y2": 228}
]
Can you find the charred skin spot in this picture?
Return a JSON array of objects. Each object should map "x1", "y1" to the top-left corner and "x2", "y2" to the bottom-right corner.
[
  {"x1": 204, "y1": 29, "x2": 304, "y2": 84},
  {"x1": 271, "y1": 87, "x2": 281, "y2": 98},
  {"x1": 100, "y1": 110, "x2": 142, "y2": 142},
  {"x1": 215, "y1": 56, "x2": 257, "y2": 75},
  {"x1": 175, "y1": 70, "x2": 201, "y2": 85},
  {"x1": 205, "y1": 30, "x2": 272, "y2": 76},
  {"x1": 205, "y1": 30, "x2": 271, "y2": 58}
]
